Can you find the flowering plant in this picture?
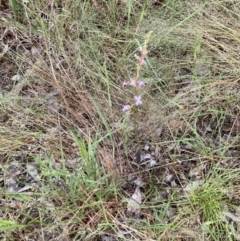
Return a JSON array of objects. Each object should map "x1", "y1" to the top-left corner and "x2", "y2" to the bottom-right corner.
[
  {"x1": 122, "y1": 31, "x2": 153, "y2": 162},
  {"x1": 122, "y1": 47, "x2": 148, "y2": 112}
]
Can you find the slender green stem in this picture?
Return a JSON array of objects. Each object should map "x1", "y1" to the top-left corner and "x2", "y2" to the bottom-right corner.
[
  {"x1": 133, "y1": 58, "x2": 141, "y2": 162},
  {"x1": 123, "y1": 31, "x2": 153, "y2": 163}
]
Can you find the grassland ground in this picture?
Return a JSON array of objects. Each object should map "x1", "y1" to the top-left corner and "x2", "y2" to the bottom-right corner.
[{"x1": 0, "y1": 0, "x2": 240, "y2": 240}]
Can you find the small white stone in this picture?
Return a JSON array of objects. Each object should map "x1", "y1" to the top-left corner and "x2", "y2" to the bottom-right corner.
[
  {"x1": 155, "y1": 127, "x2": 163, "y2": 137},
  {"x1": 184, "y1": 180, "x2": 204, "y2": 192},
  {"x1": 164, "y1": 174, "x2": 174, "y2": 183},
  {"x1": 148, "y1": 159, "x2": 157, "y2": 168},
  {"x1": 127, "y1": 187, "x2": 142, "y2": 216},
  {"x1": 171, "y1": 180, "x2": 177, "y2": 187},
  {"x1": 143, "y1": 153, "x2": 152, "y2": 160},
  {"x1": 11, "y1": 74, "x2": 22, "y2": 81},
  {"x1": 144, "y1": 144, "x2": 150, "y2": 151},
  {"x1": 134, "y1": 178, "x2": 145, "y2": 187}
]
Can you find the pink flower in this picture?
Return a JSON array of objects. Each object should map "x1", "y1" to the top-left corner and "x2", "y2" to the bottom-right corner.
[
  {"x1": 122, "y1": 81, "x2": 128, "y2": 88},
  {"x1": 138, "y1": 81, "x2": 145, "y2": 87},
  {"x1": 130, "y1": 78, "x2": 137, "y2": 87},
  {"x1": 134, "y1": 96, "x2": 142, "y2": 105},
  {"x1": 140, "y1": 47, "x2": 148, "y2": 56},
  {"x1": 134, "y1": 54, "x2": 146, "y2": 65},
  {"x1": 122, "y1": 105, "x2": 131, "y2": 111}
]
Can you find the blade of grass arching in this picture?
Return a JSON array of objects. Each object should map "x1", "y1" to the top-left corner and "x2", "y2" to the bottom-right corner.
[
  {"x1": 56, "y1": 114, "x2": 67, "y2": 171},
  {"x1": 0, "y1": 220, "x2": 24, "y2": 231},
  {"x1": 87, "y1": 135, "x2": 100, "y2": 178},
  {"x1": 94, "y1": 125, "x2": 125, "y2": 146},
  {"x1": 126, "y1": 0, "x2": 133, "y2": 33},
  {"x1": 103, "y1": 60, "x2": 112, "y2": 108},
  {"x1": 9, "y1": 0, "x2": 24, "y2": 21},
  {"x1": 70, "y1": 131, "x2": 90, "y2": 175},
  {"x1": 70, "y1": 131, "x2": 99, "y2": 179},
  {"x1": 105, "y1": 0, "x2": 117, "y2": 24},
  {"x1": 166, "y1": 98, "x2": 184, "y2": 110},
  {"x1": 89, "y1": 98, "x2": 127, "y2": 147},
  {"x1": 4, "y1": 193, "x2": 32, "y2": 202},
  {"x1": 156, "y1": 1, "x2": 208, "y2": 40},
  {"x1": 90, "y1": 97, "x2": 113, "y2": 145},
  {"x1": 136, "y1": 1, "x2": 148, "y2": 33},
  {"x1": 180, "y1": 115, "x2": 211, "y2": 153}
]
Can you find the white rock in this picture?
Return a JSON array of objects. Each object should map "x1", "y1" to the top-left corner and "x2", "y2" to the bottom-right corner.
[
  {"x1": 148, "y1": 159, "x2": 157, "y2": 168},
  {"x1": 133, "y1": 178, "x2": 145, "y2": 187},
  {"x1": 26, "y1": 164, "x2": 40, "y2": 181},
  {"x1": 127, "y1": 187, "x2": 142, "y2": 216},
  {"x1": 11, "y1": 74, "x2": 22, "y2": 81},
  {"x1": 144, "y1": 144, "x2": 150, "y2": 151},
  {"x1": 31, "y1": 46, "x2": 40, "y2": 58},
  {"x1": 184, "y1": 180, "x2": 204, "y2": 192},
  {"x1": 155, "y1": 127, "x2": 163, "y2": 137},
  {"x1": 143, "y1": 153, "x2": 152, "y2": 160}
]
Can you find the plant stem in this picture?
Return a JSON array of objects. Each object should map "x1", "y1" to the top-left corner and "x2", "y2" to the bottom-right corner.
[{"x1": 133, "y1": 58, "x2": 141, "y2": 162}]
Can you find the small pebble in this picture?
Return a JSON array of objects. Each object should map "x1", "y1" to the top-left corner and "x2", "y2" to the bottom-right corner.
[
  {"x1": 148, "y1": 159, "x2": 157, "y2": 168},
  {"x1": 155, "y1": 127, "x2": 163, "y2": 137},
  {"x1": 164, "y1": 174, "x2": 174, "y2": 183},
  {"x1": 144, "y1": 145, "x2": 150, "y2": 151},
  {"x1": 155, "y1": 146, "x2": 161, "y2": 157},
  {"x1": 143, "y1": 153, "x2": 152, "y2": 160}
]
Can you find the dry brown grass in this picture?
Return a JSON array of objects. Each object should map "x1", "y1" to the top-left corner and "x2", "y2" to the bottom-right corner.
[{"x1": 0, "y1": 0, "x2": 240, "y2": 240}]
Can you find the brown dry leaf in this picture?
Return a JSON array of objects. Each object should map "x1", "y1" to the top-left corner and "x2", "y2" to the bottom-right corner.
[
  {"x1": 167, "y1": 119, "x2": 186, "y2": 135},
  {"x1": 98, "y1": 147, "x2": 117, "y2": 171},
  {"x1": 188, "y1": 163, "x2": 207, "y2": 178},
  {"x1": 178, "y1": 228, "x2": 202, "y2": 239}
]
